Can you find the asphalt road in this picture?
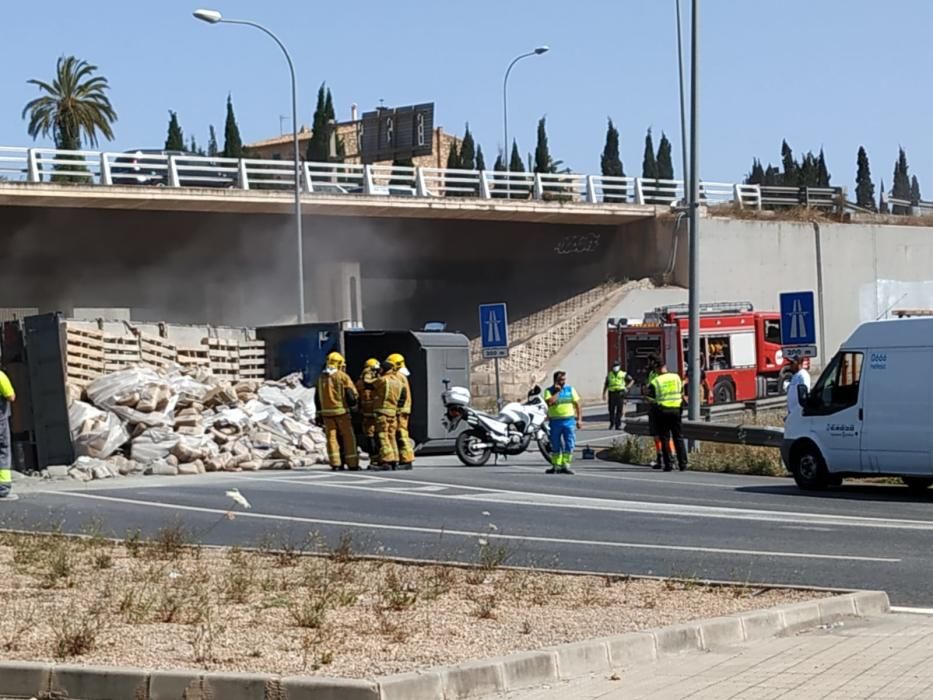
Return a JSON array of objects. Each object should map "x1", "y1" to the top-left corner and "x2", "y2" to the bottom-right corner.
[{"x1": 2, "y1": 420, "x2": 932, "y2": 606}]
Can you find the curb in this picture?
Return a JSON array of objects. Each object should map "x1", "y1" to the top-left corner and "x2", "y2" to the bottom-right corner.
[{"x1": 0, "y1": 590, "x2": 889, "y2": 700}]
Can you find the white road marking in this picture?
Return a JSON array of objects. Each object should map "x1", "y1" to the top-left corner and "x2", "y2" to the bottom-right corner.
[
  {"x1": 228, "y1": 473, "x2": 933, "y2": 533},
  {"x1": 40, "y1": 490, "x2": 899, "y2": 563},
  {"x1": 508, "y1": 465, "x2": 740, "y2": 489},
  {"x1": 891, "y1": 607, "x2": 933, "y2": 615}
]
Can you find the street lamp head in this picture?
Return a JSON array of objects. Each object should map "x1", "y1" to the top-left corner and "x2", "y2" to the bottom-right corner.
[
  {"x1": 193, "y1": 8, "x2": 223, "y2": 23},
  {"x1": 534, "y1": 46, "x2": 550, "y2": 55}
]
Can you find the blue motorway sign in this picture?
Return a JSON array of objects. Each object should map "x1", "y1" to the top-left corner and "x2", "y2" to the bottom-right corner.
[
  {"x1": 478, "y1": 302, "x2": 509, "y2": 359},
  {"x1": 779, "y1": 291, "x2": 816, "y2": 347}
]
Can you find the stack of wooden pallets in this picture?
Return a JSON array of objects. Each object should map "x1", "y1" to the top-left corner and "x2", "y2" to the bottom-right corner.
[
  {"x1": 102, "y1": 334, "x2": 142, "y2": 373},
  {"x1": 203, "y1": 338, "x2": 240, "y2": 381},
  {"x1": 237, "y1": 340, "x2": 266, "y2": 380},
  {"x1": 64, "y1": 326, "x2": 105, "y2": 387},
  {"x1": 176, "y1": 346, "x2": 211, "y2": 371},
  {"x1": 139, "y1": 334, "x2": 177, "y2": 370}
]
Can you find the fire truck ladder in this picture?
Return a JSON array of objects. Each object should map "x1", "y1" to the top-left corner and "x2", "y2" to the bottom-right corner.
[{"x1": 644, "y1": 301, "x2": 754, "y2": 324}]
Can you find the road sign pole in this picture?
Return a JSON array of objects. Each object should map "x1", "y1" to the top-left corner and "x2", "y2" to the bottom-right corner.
[{"x1": 494, "y1": 357, "x2": 503, "y2": 411}]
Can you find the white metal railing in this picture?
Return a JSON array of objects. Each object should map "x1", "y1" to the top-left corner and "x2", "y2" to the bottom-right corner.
[{"x1": 0, "y1": 145, "x2": 768, "y2": 209}]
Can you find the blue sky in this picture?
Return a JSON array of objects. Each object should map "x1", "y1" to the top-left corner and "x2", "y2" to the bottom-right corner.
[{"x1": 2, "y1": 1, "x2": 931, "y2": 193}]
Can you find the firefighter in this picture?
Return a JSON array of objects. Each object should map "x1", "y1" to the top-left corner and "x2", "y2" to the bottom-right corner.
[
  {"x1": 0, "y1": 369, "x2": 16, "y2": 501},
  {"x1": 373, "y1": 360, "x2": 406, "y2": 470},
  {"x1": 356, "y1": 358, "x2": 380, "y2": 462},
  {"x1": 316, "y1": 351, "x2": 360, "y2": 471},
  {"x1": 387, "y1": 353, "x2": 414, "y2": 470},
  {"x1": 602, "y1": 360, "x2": 634, "y2": 430},
  {"x1": 647, "y1": 360, "x2": 689, "y2": 472},
  {"x1": 646, "y1": 355, "x2": 677, "y2": 469}
]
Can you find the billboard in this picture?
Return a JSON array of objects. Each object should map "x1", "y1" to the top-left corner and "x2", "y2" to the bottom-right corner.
[{"x1": 359, "y1": 103, "x2": 435, "y2": 164}]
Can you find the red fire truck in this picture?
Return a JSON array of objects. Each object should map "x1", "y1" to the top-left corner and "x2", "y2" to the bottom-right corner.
[{"x1": 607, "y1": 301, "x2": 791, "y2": 404}]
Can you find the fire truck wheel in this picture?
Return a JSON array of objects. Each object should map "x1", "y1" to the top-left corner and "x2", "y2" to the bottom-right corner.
[
  {"x1": 711, "y1": 378, "x2": 736, "y2": 404},
  {"x1": 792, "y1": 443, "x2": 829, "y2": 490}
]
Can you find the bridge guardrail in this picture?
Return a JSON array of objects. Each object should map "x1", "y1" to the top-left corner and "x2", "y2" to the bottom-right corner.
[{"x1": 0, "y1": 144, "x2": 778, "y2": 209}]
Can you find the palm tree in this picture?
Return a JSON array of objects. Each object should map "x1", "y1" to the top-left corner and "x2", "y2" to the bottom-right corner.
[{"x1": 22, "y1": 55, "x2": 117, "y2": 151}]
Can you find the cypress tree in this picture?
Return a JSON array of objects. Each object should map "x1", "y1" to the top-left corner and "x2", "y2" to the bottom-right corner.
[
  {"x1": 306, "y1": 84, "x2": 329, "y2": 162},
  {"x1": 799, "y1": 152, "x2": 818, "y2": 188},
  {"x1": 816, "y1": 148, "x2": 830, "y2": 187},
  {"x1": 222, "y1": 95, "x2": 243, "y2": 159},
  {"x1": 459, "y1": 124, "x2": 476, "y2": 170},
  {"x1": 600, "y1": 118, "x2": 624, "y2": 177},
  {"x1": 207, "y1": 125, "x2": 219, "y2": 157},
  {"x1": 855, "y1": 146, "x2": 875, "y2": 210},
  {"x1": 188, "y1": 135, "x2": 204, "y2": 156},
  {"x1": 641, "y1": 128, "x2": 658, "y2": 179},
  {"x1": 493, "y1": 152, "x2": 505, "y2": 171},
  {"x1": 780, "y1": 139, "x2": 797, "y2": 186},
  {"x1": 324, "y1": 88, "x2": 336, "y2": 122},
  {"x1": 533, "y1": 117, "x2": 552, "y2": 174},
  {"x1": 508, "y1": 140, "x2": 524, "y2": 172},
  {"x1": 763, "y1": 164, "x2": 780, "y2": 187},
  {"x1": 476, "y1": 145, "x2": 486, "y2": 172},
  {"x1": 745, "y1": 158, "x2": 765, "y2": 185},
  {"x1": 446, "y1": 140, "x2": 459, "y2": 170},
  {"x1": 656, "y1": 132, "x2": 674, "y2": 180},
  {"x1": 911, "y1": 175, "x2": 921, "y2": 206},
  {"x1": 892, "y1": 148, "x2": 911, "y2": 214},
  {"x1": 165, "y1": 111, "x2": 184, "y2": 151},
  {"x1": 879, "y1": 179, "x2": 890, "y2": 214}
]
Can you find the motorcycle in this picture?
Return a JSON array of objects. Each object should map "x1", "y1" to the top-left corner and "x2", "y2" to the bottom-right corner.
[{"x1": 442, "y1": 384, "x2": 552, "y2": 466}]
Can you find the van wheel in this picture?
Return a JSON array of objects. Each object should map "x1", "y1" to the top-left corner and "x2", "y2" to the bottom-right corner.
[
  {"x1": 902, "y1": 477, "x2": 933, "y2": 494},
  {"x1": 793, "y1": 445, "x2": 829, "y2": 490}
]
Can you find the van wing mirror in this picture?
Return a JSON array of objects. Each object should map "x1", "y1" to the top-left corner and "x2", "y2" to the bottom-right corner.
[
  {"x1": 529, "y1": 385, "x2": 542, "y2": 397},
  {"x1": 796, "y1": 383, "x2": 809, "y2": 405}
]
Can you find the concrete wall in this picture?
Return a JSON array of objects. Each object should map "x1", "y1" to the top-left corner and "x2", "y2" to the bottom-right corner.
[
  {"x1": 551, "y1": 286, "x2": 688, "y2": 401},
  {"x1": 672, "y1": 216, "x2": 933, "y2": 360}
]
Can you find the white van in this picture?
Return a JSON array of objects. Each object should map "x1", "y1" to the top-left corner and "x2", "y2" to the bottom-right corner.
[{"x1": 782, "y1": 317, "x2": 933, "y2": 492}]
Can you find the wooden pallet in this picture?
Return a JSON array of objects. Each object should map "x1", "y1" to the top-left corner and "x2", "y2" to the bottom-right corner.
[
  {"x1": 102, "y1": 334, "x2": 142, "y2": 372},
  {"x1": 177, "y1": 346, "x2": 211, "y2": 370},
  {"x1": 64, "y1": 325, "x2": 104, "y2": 382},
  {"x1": 203, "y1": 337, "x2": 240, "y2": 379},
  {"x1": 237, "y1": 340, "x2": 266, "y2": 379},
  {"x1": 139, "y1": 333, "x2": 177, "y2": 368}
]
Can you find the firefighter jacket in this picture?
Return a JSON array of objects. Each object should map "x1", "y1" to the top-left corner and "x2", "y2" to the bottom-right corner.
[
  {"x1": 398, "y1": 372, "x2": 412, "y2": 416},
  {"x1": 316, "y1": 368, "x2": 358, "y2": 416},
  {"x1": 374, "y1": 371, "x2": 406, "y2": 417},
  {"x1": 356, "y1": 368, "x2": 379, "y2": 417}
]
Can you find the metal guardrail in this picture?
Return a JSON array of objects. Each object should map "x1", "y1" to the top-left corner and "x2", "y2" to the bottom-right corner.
[
  {"x1": 0, "y1": 145, "x2": 766, "y2": 208},
  {"x1": 624, "y1": 416, "x2": 784, "y2": 449},
  {"x1": 759, "y1": 185, "x2": 844, "y2": 211}
]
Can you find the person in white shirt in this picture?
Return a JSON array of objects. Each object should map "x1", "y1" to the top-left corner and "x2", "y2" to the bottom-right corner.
[{"x1": 786, "y1": 358, "x2": 812, "y2": 416}]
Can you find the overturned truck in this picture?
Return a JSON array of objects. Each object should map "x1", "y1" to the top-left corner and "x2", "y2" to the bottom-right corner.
[{"x1": 1, "y1": 314, "x2": 470, "y2": 473}]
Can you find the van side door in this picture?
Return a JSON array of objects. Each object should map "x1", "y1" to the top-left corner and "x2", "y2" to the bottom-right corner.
[
  {"x1": 860, "y1": 349, "x2": 933, "y2": 475},
  {"x1": 802, "y1": 351, "x2": 864, "y2": 472}
]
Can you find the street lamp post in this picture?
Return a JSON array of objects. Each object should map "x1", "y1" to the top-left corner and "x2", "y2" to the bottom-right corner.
[
  {"x1": 194, "y1": 8, "x2": 305, "y2": 323},
  {"x1": 687, "y1": 0, "x2": 701, "y2": 421},
  {"x1": 502, "y1": 46, "x2": 549, "y2": 199}
]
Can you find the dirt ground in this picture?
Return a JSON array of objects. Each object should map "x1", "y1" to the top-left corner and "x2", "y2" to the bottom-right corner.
[{"x1": 0, "y1": 527, "x2": 821, "y2": 679}]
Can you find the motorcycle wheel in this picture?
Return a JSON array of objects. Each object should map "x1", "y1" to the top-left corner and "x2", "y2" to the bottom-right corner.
[
  {"x1": 537, "y1": 433, "x2": 553, "y2": 464},
  {"x1": 456, "y1": 431, "x2": 493, "y2": 466}
]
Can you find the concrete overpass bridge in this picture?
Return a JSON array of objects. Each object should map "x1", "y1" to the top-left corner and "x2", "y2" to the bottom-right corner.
[{"x1": 0, "y1": 146, "x2": 758, "y2": 332}]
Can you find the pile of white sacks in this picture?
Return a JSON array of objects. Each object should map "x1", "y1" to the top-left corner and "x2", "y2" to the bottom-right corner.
[{"x1": 58, "y1": 365, "x2": 328, "y2": 481}]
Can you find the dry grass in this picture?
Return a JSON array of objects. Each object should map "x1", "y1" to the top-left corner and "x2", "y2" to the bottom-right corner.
[
  {"x1": 0, "y1": 529, "x2": 819, "y2": 678},
  {"x1": 608, "y1": 409, "x2": 787, "y2": 478}
]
